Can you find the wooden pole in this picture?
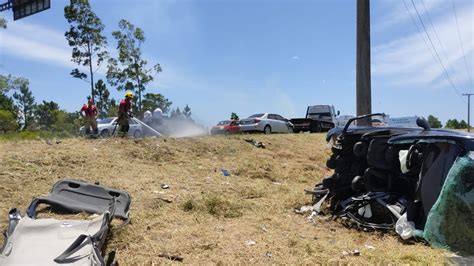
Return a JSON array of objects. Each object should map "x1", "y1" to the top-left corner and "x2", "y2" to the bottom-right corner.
[{"x1": 356, "y1": 0, "x2": 372, "y2": 126}]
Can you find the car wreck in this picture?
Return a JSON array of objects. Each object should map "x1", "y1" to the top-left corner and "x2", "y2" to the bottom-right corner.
[{"x1": 306, "y1": 114, "x2": 474, "y2": 255}]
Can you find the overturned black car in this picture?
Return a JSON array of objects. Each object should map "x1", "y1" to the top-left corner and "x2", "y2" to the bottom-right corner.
[{"x1": 308, "y1": 114, "x2": 474, "y2": 254}]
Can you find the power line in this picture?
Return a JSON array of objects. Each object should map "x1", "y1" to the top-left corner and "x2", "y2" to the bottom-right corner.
[
  {"x1": 402, "y1": 0, "x2": 438, "y2": 69},
  {"x1": 420, "y1": 0, "x2": 465, "y2": 91},
  {"x1": 409, "y1": 0, "x2": 465, "y2": 102},
  {"x1": 452, "y1": 0, "x2": 473, "y2": 89}
]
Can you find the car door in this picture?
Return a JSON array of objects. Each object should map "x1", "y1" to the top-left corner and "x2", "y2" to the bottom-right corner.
[
  {"x1": 276, "y1": 114, "x2": 290, "y2": 132},
  {"x1": 267, "y1": 114, "x2": 282, "y2": 132},
  {"x1": 229, "y1": 120, "x2": 239, "y2": 133}
]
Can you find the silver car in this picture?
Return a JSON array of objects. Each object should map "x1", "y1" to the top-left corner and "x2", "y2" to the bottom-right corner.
[
  {"x1": 239, "y1": 113, "x2": 294, "y2": 134},
  {"x1": 80, "y1": 117, "x2": 144, "y2": 138}
]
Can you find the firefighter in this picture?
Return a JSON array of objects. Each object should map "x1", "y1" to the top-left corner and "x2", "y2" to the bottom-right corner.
[
  {"x1": 117, "y1": 91, "x2": 133, "y2": 137},
  {"x1": 80, "y1": 98, "x2": 98, "y2": 137}
]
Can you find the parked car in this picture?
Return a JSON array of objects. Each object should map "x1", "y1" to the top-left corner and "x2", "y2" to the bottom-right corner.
[
  {"x1": 210, "y1": 120, "x2": 240, "y2": 135},
  {"x1": 79, "y1": 117, "x2": 144, "y2": 138},
  {"x1": 239, "y1": 113, "x2": 293, "y2": 134}
]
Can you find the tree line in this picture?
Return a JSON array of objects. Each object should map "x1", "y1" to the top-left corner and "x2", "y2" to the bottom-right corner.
[
  {"x1": 427, "y1": 115, "x2": 469, "y2": 129},
  {"x1": 0, "y1": 0, "x2": 193, "y2": 135}
]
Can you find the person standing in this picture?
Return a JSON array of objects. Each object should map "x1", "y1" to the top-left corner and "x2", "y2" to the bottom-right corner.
[
  {"x1": 80, "y1": 98, "x2": 98, "y2": 137},
  {"x1": 117, "y1": 91, "x2": 133, "y2": 137}
]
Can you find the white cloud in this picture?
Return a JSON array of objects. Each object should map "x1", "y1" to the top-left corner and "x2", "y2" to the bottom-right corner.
[
  {"x1": 0, "y1": 20, "x2": 72, "y2": 68},
  {"x1": 292, "y1": 55, "x2": 300, "y2": 60},
  {"x1": 372, "y1": 5, "x2": 473, "y2": 90},
  {"x1": 0, "y1": 19, "x2": 108, "y2": 75},
  {"x1": 373, "y1": 0, "x2": 445, "y2": 33}
]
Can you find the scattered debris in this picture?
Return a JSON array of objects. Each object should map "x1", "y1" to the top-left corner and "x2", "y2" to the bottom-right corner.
[
  {"x1": 342, "y1": 249, "x2": 360, "y2": 257},
  {"x1": 272, "y1": 182, "x2": 282, "y2": 186},
  {"x1": 158, "y1": 197, "x2": 173, "y2": 203},
  {"x1": 295, "y1": 192, "x2": 328, "y2": 215},
  {"x1": 221, "y1": 169, "x2": 231, "y2": 176},
  {"x1": 364, "y1": 244, "x2": 375, "y2": 250},
  {"x1": 161, "y1": 184, "x2": 170, "y2": 189},
  {"x1": 265, "y1": 251, "x2": 273, "y2": 258},
  {"x1": 44, "y1": 139, "x2": 52, "y2": 145},
  {"x1": 245, "y1": 240, "x2": 256, "y2": 246},
  {"x1": 158, "y1": 254, "x2": 184, "y2": 262},
  {"x1": 294, "y1": 205, "x2": 314, "y2": 214},
  {"x1": 55, "y1": 140, "x2": 62, "y2": 144},
  {"x1": 244, "y1": 138, "x2": 266, "y2": 149}
]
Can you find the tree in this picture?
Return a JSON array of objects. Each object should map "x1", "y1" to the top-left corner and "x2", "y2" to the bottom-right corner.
[
  {"x1": 175, "y1": 107, "x2": 182, "y2": 117},
  {"x1": 35, "y1": 101, "x2": 60, "y2": 130},
  {"x1": 230, "y1": 112, "x2": 239, "y2": 120},
  {"x1": 105, "y1": 98, "x2": 118, "y2": 117},
  {"x1": 183, "y1": 104, "x2": 192, "y2": 118},
  {"x1": 94, "y1": 79, "x2": 112, "y2": 117},
  {"x1": 0, "y1": 75, "x2": 19, "y2": 127},
  {"x1": 12, "y1": 78, "x2": 36, "y2": 129},
  {"x1": 170, "y1": 107, "x2": 183, "y2": 119},
  {"x1": 107, "y1": 19, "x2": 162, "y2": 114},
  {"x1": 142, "y1": 93, "x2": 172, "y2": 113},
  {"x1": 427, "y1": 115, "x2": 442, "y2": 128},
  {"x1": 460, "y1": 120, "x2": 468, "y2": 129},
  {"x1": 445, "y1": 119, "x2": 460, "y2": 129},
  {"x1": 0, "y1": 110, "x2": 17, "y2": 133},
  {"x1": 0, "y1": 18, "x2": 6, "y2": 29},
  {"x1": 64, "y1": 0, "x2": 108, "y2": 99}
]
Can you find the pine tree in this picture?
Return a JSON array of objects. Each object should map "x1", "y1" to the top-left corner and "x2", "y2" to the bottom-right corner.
[
  {"x1": 64, "y1": 0, "x2": 108, "y2": 99},
  {"x1": 12, "y1": 79, "x2": 36, "y2": 129}
]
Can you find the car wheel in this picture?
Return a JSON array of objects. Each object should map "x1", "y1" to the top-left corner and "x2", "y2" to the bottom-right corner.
[
  {"x1": 100, "y1": 129, "x2": 110, "y2": 137},
  {"x1": 312, "y1": 123, "x2": 322, "y2": 133},
  {"x1": 264, "y1": 125, "x2": 272, "y2": 134},
  {"x1": 134, "y1": 130, "x2": 142, "y2": 138}
]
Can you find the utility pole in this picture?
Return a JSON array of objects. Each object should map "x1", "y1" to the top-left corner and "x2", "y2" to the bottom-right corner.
[
  {"x1": 462, "y1": 93, "x2": 473, "y2": 132},
  {"x1": 356, "y1": 0, "x2": 372, "y2": 126}
]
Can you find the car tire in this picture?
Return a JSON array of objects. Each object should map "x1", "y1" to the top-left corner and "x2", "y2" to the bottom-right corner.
[
  {"x1": 134, "y1": 130, "x2": 142, "y2": 138},
  {"x1": 264, "y1": 125, "x2": 272, "y2": 134},
  {"x1": 100, "y1": 129, "x2": 110, "y2": 137},
  {"x1": 311, "y1": 123, "x2": 322, "y2": 133}
]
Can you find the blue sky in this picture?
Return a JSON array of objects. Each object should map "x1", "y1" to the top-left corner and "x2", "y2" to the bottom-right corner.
[{"x1": 0, "y1": 0, "x2": 473, "y2": 126}]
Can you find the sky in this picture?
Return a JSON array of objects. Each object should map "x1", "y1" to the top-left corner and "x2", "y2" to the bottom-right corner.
[{"x1": 0, "y1": 0, "x2": 473, "y2": 126}]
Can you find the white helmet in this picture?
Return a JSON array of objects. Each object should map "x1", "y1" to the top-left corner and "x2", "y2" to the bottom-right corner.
[{"x1": 153, "y1": 108, "x2": 163, "y2": 118}]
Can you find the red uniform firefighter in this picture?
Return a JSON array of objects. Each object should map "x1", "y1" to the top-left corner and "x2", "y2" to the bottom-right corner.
[
  {"x1": 80, "y1": 99, "x2": 98, "y2": 136},
  {"x1": 117, "y1": 91, "x2": 133, "y2": 136}
]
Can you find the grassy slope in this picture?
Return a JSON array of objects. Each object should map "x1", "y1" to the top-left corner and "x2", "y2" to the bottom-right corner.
[{"x1": 0, "y1": 134, "x2": 448, "y2": 264}]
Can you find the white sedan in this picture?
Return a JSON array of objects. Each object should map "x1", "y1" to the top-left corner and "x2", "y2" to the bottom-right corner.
[
  {"x1": 239, "y1": 113, "x2": 294, "y2": 134},
  {"x1": 80, "y1": 117, "x2": 144, "y2": 138}
]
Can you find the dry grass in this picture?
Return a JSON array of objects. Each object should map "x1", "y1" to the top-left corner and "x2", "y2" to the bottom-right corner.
[{"x1": 0, "y1": 134, "x2": 450, "y2": 264}]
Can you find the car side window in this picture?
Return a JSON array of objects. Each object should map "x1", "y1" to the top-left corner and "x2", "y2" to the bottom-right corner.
[
  {"x1": 268, "y1": 114, "x2": 276, "y2": 120},
  {"x1": 276, "y1": 115, "x2": 285, "y2": 121}
]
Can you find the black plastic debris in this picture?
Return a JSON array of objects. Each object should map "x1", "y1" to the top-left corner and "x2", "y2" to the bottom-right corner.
[
  {"x1": 158, "y1": 254, "x2": 184, "y2": 262},
  {"x1": 244, "y1": 139, "x2": 266, "y2": 149}
]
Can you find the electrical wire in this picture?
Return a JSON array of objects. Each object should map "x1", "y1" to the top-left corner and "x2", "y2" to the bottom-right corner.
[
  {"x1": 409, "y1": 0, "x2": 465, "y2": 102},
  {"x1": 420, "y1": 0, "x2": 465, "y2": 91},
  {"x1": 402, "y1": 0, "x2": 438, "y2": 73},
  {"x1": 452, "y1": 0, "x2": 473, "y2": 89}
]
